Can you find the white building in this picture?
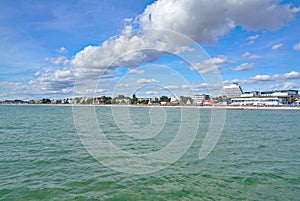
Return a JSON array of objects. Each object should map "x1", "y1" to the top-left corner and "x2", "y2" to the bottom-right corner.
[
  {"x1": 192, "y1": 94, "x2": 210, "y2": 105},
  {"x1": 231, "y1": 89, "x2": 299, "y2": 106},
  {"x1": 222, "y1": 83, "x2": 243, "y2": 98},
  {"x1": 231, "y1": 97, "x2": 283, "y2": 106}
]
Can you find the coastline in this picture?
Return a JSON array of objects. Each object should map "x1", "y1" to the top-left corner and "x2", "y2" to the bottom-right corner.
[{"x1": 1, "y1": 103, "x2": 300, "y2": 110}]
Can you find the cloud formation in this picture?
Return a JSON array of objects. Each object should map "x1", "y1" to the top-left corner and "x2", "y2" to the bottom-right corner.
[
  {"x1": 57, "y1": 47, "x2": 68, "y2": 54},
  {"x1": 250, "y1": 71, "x2": 300, "y2": 82},
  {"x1": 231, "y1": 63, "x2": 254, "y2": 71},
  {"x1": 190, "y1": 55, "x2": 228, "y2": 73},
  {"x1": 46, "y1": 56, "x2": 70, "y2": 65},
  {"x1": 138, "y1": 0, "x2": 297, "y2": 44},
  {"x1": 136, "y1": 78, "x2": 160, "y2": 85},
  {"x1": 241, "y1": 52, "x2": 262, "y2": 60},
  {"x1": 281, "y1": 82, "x2": 299, "y2": 90},
  {"x1": 247, "y1": 35, "x2": 259, "y2": 41},
  {"x1": 29, "y1": 68, "x2": 75, "y2": 94},
  {"x1": 272, "y1": 43, "x2": 283, "y2": 50},
  {"x1": 145, "y1": 91, "x2": 159, "y2": 95},
  {"x1": 293, "y1": 42, "x2": 300, "y2": 51},
  {"x1": 246, "y1": 34, "x2": 259, "y2": 44},
  {"x1": 71, "y1": 33, "x2": 171, "y2": 78},
  {"x1": 227, "y1": 71, "x2": 300, "y2": 85},
  {"x1": 71, "y1": 0, "x2": 298, "y2": 78},
  {"x1": 0, "y1": 81, "x2": 27, "y2": 91},
  {"x1": 128, "y1": 69, "x2": 145, "y2": 74}
]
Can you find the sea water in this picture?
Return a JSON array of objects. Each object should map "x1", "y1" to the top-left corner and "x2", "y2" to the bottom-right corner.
[{"x1": 0, "y1": 105, "x2": 299, "y2": 200}]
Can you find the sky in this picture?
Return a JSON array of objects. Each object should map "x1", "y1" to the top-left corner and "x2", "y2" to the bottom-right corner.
[{"x1": 0, "y1": 0, "x2": 300, "y2": 100}]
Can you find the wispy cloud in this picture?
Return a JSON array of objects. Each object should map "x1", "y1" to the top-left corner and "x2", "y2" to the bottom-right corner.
[
  {"x1": 272, "y1": 43, "x2": 283, "y2": 50},
  {"x1": 293, "y1": 42, "x2": 300, "y2": 51},
  {"x1": 231, "y1": 63, "x2": 254, "y2": 71},
  {"x1": 145, "y1": 91, "x2": 159, "y2": 95},
  {"x1": 190, "y1": 55, "x2": 228, "y2": 74},
  {"x1": 281, "y1": 82, "x2": 299, "y2": 90},
  {"x1": 246, "y1": 34, "x2": 259, "y2": 44},
  {"x1": 57, "y1": 47, "x2": 68, "y2": 54},
  {"x1": 246, "y1": 34, "x2": 259, "y2": 41},
  {"x1": 241, "y1": 52, "x2": 262, "y2": 60}
]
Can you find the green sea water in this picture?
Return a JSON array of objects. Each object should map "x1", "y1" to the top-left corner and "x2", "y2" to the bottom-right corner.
[{"x1": 0, "y1": 105, "x2": 299, "y2": 200}]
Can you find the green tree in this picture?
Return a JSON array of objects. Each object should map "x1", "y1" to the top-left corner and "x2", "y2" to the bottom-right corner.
[
  {"x1": 74, "y1": 97, "x2": 82, "y2": 104},
  {"x1": 41, "y1": 98, "x2": 51, "y2": 104},
  {"x1": 213, "y1": 96, "x2": 227, "y2": 103},
  {"x1": 104, "y1": 96, "x2": 112, "y2": 104},
  {"x1": 180, "y1": 96, "x2": 192, "y2": 104},
  {"x1": 105, "y1": 99, "x2": 112, "y2": 104},
  {"x1": 86, "y1": 98, "x2": 93, "y2": 104},
  {"x1": 116, "y1": 95, "x2": 126, "y2": 99},
  {"x1": 132, "y1": 94, "x2": 138, "y2": 104},
  {"x1": 113, "y1": 95, "x2": 130, "y2": 104},
  {"x1": 139, "y1": 99, "x2": 149, "y2": 104},
  {"x1": 160, "y1": 96, "x2": 170, "y2": 103}
]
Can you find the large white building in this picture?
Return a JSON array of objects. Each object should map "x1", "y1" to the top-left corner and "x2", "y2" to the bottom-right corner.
[
  {"x1": 221, "y1": 83, "x2": 243, "y2": 98},
  {"x1": 231, "y1": 89, "x2": 299, "y2": 106},
  {"x1": 231, "y1": 97, "x2": 283, "y2": 106}
]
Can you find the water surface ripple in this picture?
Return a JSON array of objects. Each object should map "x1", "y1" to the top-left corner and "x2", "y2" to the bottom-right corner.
[{"x1": 0, "y1": 105, "x2": 299, "y2": 200}]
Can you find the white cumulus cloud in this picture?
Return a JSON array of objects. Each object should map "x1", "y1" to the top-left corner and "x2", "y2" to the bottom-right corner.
[
  {"x1": 283, "y1": 71, "x2": 300, "y2": 79},
  {"x1": 46, "y1": 56, "x2": 70, "y2": 65},
  {"x1": 71, "y1": 33, "x2": 171, "y2": 78},
  {"x1": 29, "y1": 68, "x2": 75, "y2": 94},
  {"x1": 71, "y1": 0, "x2": 298, "y2": 79},
  {"x1": 251, "y1": 74, "x2": 273, "y2": 81},
  {"x1": 138, "y1": 0, "x2": 297, "y2": 44}
]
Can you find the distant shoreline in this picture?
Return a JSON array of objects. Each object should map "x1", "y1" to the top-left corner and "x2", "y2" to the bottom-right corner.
[{"x1": 1, "y1": 103, "x2": 300, "y2": 110}]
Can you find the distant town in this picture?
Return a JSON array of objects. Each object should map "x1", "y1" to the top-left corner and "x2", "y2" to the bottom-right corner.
[{"x1": 1, "y1": 83, "x2": 300, "y2": 107}]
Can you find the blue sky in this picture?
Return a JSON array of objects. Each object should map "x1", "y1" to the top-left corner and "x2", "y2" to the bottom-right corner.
[{"x1": 1, "y1": 0, "x2": 300, "y2": 100}]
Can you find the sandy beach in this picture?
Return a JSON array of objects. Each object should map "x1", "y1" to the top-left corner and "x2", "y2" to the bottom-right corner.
[{"x1": 2, "y1": 103, "x2": 300, "y2": 110}]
